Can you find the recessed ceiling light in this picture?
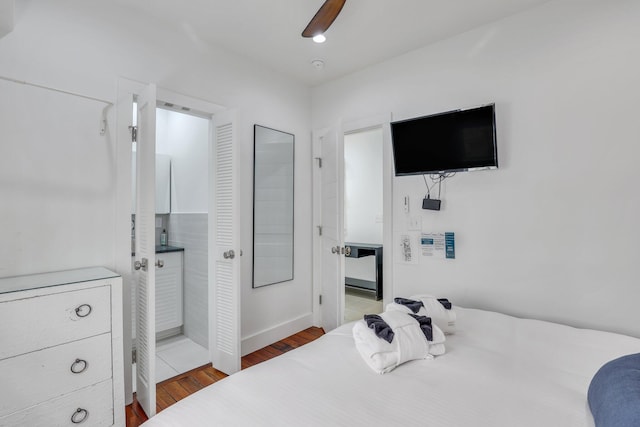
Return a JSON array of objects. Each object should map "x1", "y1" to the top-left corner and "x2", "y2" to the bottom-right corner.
[{"x1": 312, "y1": 34, "x2": 326, "y2": 43}]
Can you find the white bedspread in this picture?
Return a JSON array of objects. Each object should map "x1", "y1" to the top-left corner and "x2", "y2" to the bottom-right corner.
[{"x1": 142, "y1": 308, "x2": 640, "y2": 427}]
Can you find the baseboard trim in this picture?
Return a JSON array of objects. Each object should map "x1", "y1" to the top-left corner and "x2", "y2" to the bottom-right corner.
[{"x1": 241, "y1": 313, "x2": 314, "y2": 356}]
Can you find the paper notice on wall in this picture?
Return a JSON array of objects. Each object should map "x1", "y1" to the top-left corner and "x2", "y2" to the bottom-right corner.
[
  {"x1": 397, "y1": 234, "x2": 416, "y2": 264},
  {"x1": 421, "y1": 232, "x2": 455, "y2": 259}
]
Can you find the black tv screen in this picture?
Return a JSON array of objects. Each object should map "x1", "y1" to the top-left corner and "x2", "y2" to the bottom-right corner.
[{"x1": 391, "y1": 104, "x2": 498, "y2": 176}]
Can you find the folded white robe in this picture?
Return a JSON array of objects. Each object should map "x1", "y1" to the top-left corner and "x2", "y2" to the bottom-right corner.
[
  {"x1": 387, "y1": 294, "x2": 457, "y2": 334},
  {"x1": 353, "y1": 310, "x2": 446, "y2": 374}
]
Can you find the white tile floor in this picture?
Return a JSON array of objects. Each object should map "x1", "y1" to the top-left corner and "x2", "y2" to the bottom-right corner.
[
  {"x1": 344, "y1": 287, "x2": 383, "y2": 323},
  {"x1": 156, "y1": 335, "x2": 210, "y2": 376},
  {"x1": 133, "y1": 334, "x2": 210, "y2": 391}
]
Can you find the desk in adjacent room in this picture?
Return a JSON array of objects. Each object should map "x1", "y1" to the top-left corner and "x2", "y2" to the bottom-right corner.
[{"x1": 344, "y1": 243, "x2": 383, "y2": 300}]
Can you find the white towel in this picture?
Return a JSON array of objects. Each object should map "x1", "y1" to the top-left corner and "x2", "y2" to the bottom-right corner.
[
  {"x1": 387, "y1": 295, "x2": 457, "y2": 334},
  {"x1": 353, "y1": 311, "x2": 446, "y2": 374},
  {"x1": 413, "y1": 295, "x2": 457, "y2": 334}
]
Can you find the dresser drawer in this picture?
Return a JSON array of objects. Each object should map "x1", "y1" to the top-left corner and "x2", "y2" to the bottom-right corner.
[
  {"x1": 0, "y1": 333, "x2": 112, "y2": 416},
  {"x1": 0, "y1": 379, "x2": 114, "y2": 427},
  {"x1": 0, "y1": 285, "x2": 111, "y2": 359}
]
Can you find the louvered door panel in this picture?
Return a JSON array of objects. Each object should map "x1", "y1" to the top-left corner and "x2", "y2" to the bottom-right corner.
[
  {"x1": 210, "y1": 110, "x2": 240, "y2": 375},
  {"x1": 134, "y1": 83, "x2": 156, "y2": 417},
  {"x1": 137, "y1": 271, "x2": 150, "y2": 384},
  {"x1": 214, "y1": 262, "x2": 234, "y2": 354},
  {"x1": 215, "y1": 123, "x2": 233, "y2": 245}
]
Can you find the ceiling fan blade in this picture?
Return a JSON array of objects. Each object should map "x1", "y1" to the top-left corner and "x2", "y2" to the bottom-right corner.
[{"x1": 302, "y1": 0, "x2": 346, "y2": 37}]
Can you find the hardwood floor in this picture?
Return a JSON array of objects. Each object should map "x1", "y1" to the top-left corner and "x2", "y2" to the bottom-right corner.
[{"x1": 126, "y1": 326, "x2": 325, "y2": 427}]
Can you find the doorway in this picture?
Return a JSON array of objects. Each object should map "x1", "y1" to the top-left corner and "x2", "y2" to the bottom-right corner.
[
  {"x1": 343, "y1": 127, "x2": 384, "y2": 322},
  {"x1": 312, "y1": 115, "x2": 393, "y2": 332},
  {"x1": 131, "y1": 103, "x2": 211, "y2": 387},
  {"x1": 120, "y1": 81, "x2": 241, "y2": 415}
]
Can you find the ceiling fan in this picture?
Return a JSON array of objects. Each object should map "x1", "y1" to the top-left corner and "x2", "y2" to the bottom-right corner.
[{"x1": 301, "y1": 0, "x2": 346, "y2": 38}]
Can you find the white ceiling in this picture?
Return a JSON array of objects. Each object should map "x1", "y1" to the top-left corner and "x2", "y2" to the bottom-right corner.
[{"x1": 112, "y1": 0, "x2": 551, "y2": 86}]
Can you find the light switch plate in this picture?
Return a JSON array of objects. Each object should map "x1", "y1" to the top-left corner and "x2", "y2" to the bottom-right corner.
[{"x1": 408, "y1": 216, "x2": 421, "y2": 231}]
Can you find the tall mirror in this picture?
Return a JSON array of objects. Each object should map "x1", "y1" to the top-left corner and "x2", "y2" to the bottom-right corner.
[{"x1": 253, "y1": 125, "x2": 294, "y2": 287}]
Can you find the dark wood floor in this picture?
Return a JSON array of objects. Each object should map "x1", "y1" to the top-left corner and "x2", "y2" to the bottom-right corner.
[{"x1": 126, "y1": 326, "x2": 325, "y2": 427}]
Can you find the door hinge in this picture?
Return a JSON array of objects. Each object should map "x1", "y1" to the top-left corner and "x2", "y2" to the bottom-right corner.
[
  {"x1": 132, "y1": 348, "x2": 137, "y2": 364},
  {"x1": 128, "y1": 125, "x2": 138, "y2": 143},
  {"x1": 317, "y1": 225, "x2": 322, "y2": 236},
  {"x1": 319, "y1": 295, "x2": 322, "y2": 305},
  {"x1": 314, "y1": 157, "x2": 322, "y2": 168}
]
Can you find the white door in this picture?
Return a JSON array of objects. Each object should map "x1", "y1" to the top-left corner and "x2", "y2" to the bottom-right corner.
[
  {"x1": 134, "y1": 84, "x2": 157, "y2": 417},
  {"x1": 209, "y1": 109, "x2": 241, "y2": 375},
  {"x1": 318, "y1": 127, "x2": 345, "y2": 332}
]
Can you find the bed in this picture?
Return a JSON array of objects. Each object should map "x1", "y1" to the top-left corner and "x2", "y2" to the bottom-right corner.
[{"x1": 142, "y1": 306, "x2": 640, "y2": 427}]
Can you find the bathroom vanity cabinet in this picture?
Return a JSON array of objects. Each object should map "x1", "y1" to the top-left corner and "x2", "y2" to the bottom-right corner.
[{"x1": 132, "y1": 247, "x2": 184, "y2": 340}]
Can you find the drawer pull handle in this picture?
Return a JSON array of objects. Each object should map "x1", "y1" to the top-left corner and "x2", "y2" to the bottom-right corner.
[
  {"x1": 71, "y1": 408, "x2": 89, "y2": 424},
  {"x1": 70, "y1": 358, "x2": 88, "y2": 374},
  {"x1": 75, "y1": 304, "x2": 92, "y2": 318}
]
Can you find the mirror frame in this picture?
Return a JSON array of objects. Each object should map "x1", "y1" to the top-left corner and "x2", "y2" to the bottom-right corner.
[{"x1": 252, "y1": 124, "x2": 295, "y2": 288}]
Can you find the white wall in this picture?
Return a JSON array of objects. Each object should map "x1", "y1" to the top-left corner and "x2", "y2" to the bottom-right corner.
[
  {"x1": 344, "y1": 128, "x2": 383, "y2": 244},
  {"x1": 0, "y1": 0, "x2": 13, "y2": 39},
  {"x1": 156, "y1": 108, "x2": 209, "y2": 213},
  {"x1": 0, "y1": 0, "x2": 313, "y2": 381},
  {"x1": 0, "y1": 79, "x2": 116, "y2": 277},
  {"x1": 312, "y1": 1, "x2": 640, "y2": 337},
  {"x1": 168, "y1": 213, "x2": 208, "y2": 348}
]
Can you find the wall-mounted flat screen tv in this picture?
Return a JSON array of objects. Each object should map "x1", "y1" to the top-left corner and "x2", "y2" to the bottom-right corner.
[{"x1": 391, "y1": 104, "x2": 498, "y2": 176}]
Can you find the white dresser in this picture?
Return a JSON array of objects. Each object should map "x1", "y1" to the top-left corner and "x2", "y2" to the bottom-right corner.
[{"x1": 0, "y1": 267, "x2": 124, "y2": 427}]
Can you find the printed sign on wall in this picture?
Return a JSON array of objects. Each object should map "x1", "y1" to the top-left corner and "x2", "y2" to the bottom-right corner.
[{"x1": 420, "y1": 232, "x2": 455, "y2": 259}]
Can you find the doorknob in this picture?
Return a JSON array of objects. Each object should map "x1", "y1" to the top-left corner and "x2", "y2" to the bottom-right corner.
[
  {"x1": 223, "y1": 250, "x2": 235, "y2": 259},
  {"x1": 156, "y1": 259, "x2": 164, "y2": 268},
  {"x1": 134, "y1": 258, "x2": 148, "y2": 271},
  {"x1": 344, "y1": 246, "x2": 351, "y2": 256},
  {"x1": 331, "y1": 246, "x2": 339, "y2": 254}
]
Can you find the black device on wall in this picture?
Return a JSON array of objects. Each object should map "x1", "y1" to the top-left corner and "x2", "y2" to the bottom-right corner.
[
  {"x1": 391, "y1": 104, "x2": 498, "y2": 176},
  {"x1": 422, "y1": 197, "x2": 441, "y2": 211}
]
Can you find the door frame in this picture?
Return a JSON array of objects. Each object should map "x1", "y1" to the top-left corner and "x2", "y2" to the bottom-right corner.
[
  {"x1": 311, "y1": 128, "x2": 325, "y2": 327},
  {"x1": 312, "y1": 113, "x2": 394, "y2": 328}
]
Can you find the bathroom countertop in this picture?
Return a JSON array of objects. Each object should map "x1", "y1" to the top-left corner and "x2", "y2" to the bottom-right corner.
[
  {"x1": 155, "y1": 245, "x2": 184, "y2": 253},
  {"x1": 132, "y1": 245, "x2": 184, "y2": 257}
]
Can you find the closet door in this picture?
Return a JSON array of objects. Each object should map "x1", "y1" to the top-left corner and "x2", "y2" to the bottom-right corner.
[
  {"x1": 209, "y1": 109, "x2": 241, "y2": 375},
  {"x1": 134, "y1": 83, "x2": 157, "y2": 417}
]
